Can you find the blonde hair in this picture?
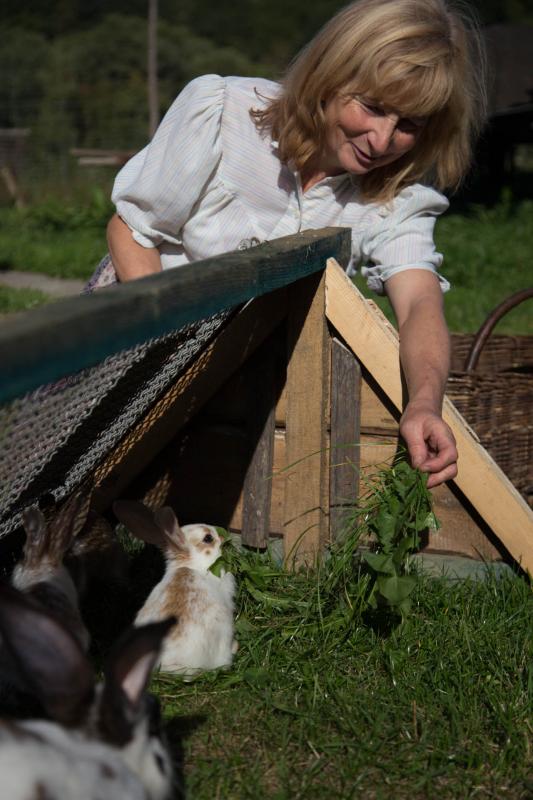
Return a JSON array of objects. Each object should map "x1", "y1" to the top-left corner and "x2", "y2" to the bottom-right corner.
[{"x1": 251, "y1": 0, "x2": 487, "y2": 203}]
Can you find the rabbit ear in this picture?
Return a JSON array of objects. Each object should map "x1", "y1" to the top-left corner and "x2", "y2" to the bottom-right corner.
[
  {"x1": 99, "y1": 617, "x2": 176, "y2": 745},
  {"x1": 49, "y1": 486, "x2": 93, "y2": 551},
  {"x1": 113, "y1": 500, "x2": 166, "y2": 548},
  {"x1": 153, "y1": 506, "x2": 187, "y2": 552},
  {"x1": 53, "y1": 486, "x2": 92, "y2": 538},
  {"x1": 69, "y1": 511, "x2": 115, "y2": 558},
  {"x1": 0, "y1": 584, "x2": 94, "y2": 725},
  {"x1": 21, "y1": 507, "x2": 48, "y2": 567}
]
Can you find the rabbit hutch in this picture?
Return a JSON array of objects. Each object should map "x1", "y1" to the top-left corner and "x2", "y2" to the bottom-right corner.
[{"x1": 0, "y1": 228, "x2": 532, "y2": 577}]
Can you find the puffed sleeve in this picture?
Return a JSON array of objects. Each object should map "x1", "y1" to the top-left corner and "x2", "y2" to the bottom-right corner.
[
  {"x1": 111, "y1": 74, "x2": 225, "y2": 248},
  {"x1": 359, "y1": 184, "x2": 450, "y2": 295}
]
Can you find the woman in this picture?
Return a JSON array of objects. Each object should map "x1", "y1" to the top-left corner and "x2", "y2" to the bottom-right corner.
[{"x1": 105, "y1": 0, "x2": 487, "y2": 489}]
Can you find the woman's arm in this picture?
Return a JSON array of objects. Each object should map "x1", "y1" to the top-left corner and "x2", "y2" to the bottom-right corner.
[
  {"x1": 106, "y1": 214, "x2": 162, "y2": 282},
  {"x1": 385, "y1": 269, "x2": 458, "y2": 488}
]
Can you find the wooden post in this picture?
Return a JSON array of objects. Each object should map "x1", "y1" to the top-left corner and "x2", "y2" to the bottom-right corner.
[
  {"x1": 241, "y1": 339, "x2": 278, "y2": 548},
  {"x1": 330, "y1": 337, "x2": 361, "y2": 540},
  {"x1": 283, "y1": 272, "x2": 330, "y2": 567}
]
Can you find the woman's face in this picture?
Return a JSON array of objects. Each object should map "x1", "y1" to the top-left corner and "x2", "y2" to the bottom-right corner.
[{"x1": 320, "y1": 94, "x2": 426, "y2": 176}]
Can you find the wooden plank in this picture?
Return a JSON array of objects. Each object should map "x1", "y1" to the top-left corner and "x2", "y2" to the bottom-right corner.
[
  {"x1": 0, "y1": 227, "x2": 351, "y2": 404},
  {"x1": 360, "y1": 376, "x2": 399, "y2": 433},
  {"x1": 330, "y1": 337, "x2": 361, "y2": 540},
  {"x1": 241, "y1": 340, "x2": 278, "y2": 548},
  {"x1": 148, "y1": 420, "x2": 503, "y2": 562},
  {"x1": 282, "y1": 272, "x2": 330, "y2": 566},
  {"x1": 137, "y1": 422, "x2": 251, "y2": 529},
  {"x1": 325, "y1": 258, "x2": 533, "y2": 576},
  {"x1": 93, "y1": 289, "x2": 288, "y2": 512},
  {"x1": 428, "y1": 483, "x2": 504, "y2": 560}
]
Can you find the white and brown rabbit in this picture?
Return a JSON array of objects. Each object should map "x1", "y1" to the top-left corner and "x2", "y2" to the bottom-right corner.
[
  {"x1": 0, "y1": 583, "x2": 175, "y2": 800},
  {"x1": 113, "y1": 501, "x2": 237, "y2": 678}
]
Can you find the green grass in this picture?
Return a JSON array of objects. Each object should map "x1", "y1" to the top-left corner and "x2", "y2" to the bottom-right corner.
[
  {"x1": 0, "y1": 227, "x2": 106, "y2": 281},
  {"x1": 145, "y1": 557, "x2": 532, "y2": 800},
  {"x1": 163, "y1": 576, "x2": 531, "y2": 799},
  {"x1": 0, "y1": 285, "x2": 51, "y2": 314},
  {"x1": 84, "y1": 462, "x2": 532, "y2": 800},
  {"x1": 0, "y1": 189, "x2": 111, "y2": 281}
]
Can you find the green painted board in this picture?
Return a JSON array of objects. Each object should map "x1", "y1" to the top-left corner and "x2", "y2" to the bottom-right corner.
[{"x1": 0, "y1": 228, "x2": 351, "y2": 404}]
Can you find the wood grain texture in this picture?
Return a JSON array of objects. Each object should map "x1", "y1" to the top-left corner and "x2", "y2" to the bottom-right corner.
[
  {"x1": 325, "y1": 258, "x2": 533, "y2": 575},
  {"x1": 241, "y1": 340, "x2": 278, "y2": 548},
  {"x1": 330, "y1": 337, "x2": 361, "y2": 541},
  {"x1": 0, "y1": 228, "x2": 351, "y2": 404},
  {"x1": 283, "y1": 272, "x2": 330, "y2": 566}
]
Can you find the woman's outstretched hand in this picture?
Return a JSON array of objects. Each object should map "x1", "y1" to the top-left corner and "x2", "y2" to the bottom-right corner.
[{"x1": 400, "y1": 401, "x2": 458, "y2": 488}]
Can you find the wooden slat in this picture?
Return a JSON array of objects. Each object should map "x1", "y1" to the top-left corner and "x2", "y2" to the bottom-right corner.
[
  {"x1": 93, "y1": 289, "x2": 288, "y2": 512},
  {"x1": 282, "y1": 272, "x2": 330, "y2": 566},
  {"x1": 330, "y1": 337, "x2": 361, "y2": 540},
  {"x1": 325, "y1": 258, "x2": 533, "y2": 575},
  {"x1": 429, "y1": 483, "x2": 504, "y2": 560},
  {"x1": 241, "y1": 340, "x2": 278, "y2": 548},
  {"x1": 360, "y1": 377, "x2": 398, "y2": 433},
  {"x1": 0, "y1": 227, "x2": 351, "y2": 404}
]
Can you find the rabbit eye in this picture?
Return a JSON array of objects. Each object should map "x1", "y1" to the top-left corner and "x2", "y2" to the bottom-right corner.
[{"x1": 203, "y1": 533, "x2": 214, "y2": 544}]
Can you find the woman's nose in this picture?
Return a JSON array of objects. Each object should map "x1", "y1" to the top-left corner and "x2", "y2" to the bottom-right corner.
[{"x1": 367, "y1": 116, "x2": 398, "y2": 155}]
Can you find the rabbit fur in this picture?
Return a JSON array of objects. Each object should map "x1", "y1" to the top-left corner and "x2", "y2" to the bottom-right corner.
[
  {"x1": 1, "y1": 488, "x2": 125, "y2": 718},
  {"x1": 114, "y1": 501, "x2": 237, "y2": 677},
  {"x1": 11, "y1": 495, "x2": 91, "y2": 650},
  {"x1": 0, "y1": 584, "x2": 175, "y2": 800}
]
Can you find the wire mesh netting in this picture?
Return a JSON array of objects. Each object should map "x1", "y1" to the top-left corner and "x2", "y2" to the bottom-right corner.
[{"x1": 0, "y1": 255, "x2": 238, "y2": 540}]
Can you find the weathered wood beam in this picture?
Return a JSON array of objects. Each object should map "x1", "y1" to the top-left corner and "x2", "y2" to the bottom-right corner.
[
  {"x1": 241, "y1": 339, "x2": 278, "y2": 548},
  {"x1": 0, "y1": 228, "x2": 351, "y2": 404},
  {"x1": 325, "y1": 258, "x2": 533, "y2": 576},
  {"x1": 330, "y1": 337, "x2": 361, "y2": 540}
]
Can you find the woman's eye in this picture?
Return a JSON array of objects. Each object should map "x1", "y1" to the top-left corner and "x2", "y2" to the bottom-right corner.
[
  {"x1": 358, "y1": 99, "x2": 383, "y2": 115},
  {"x1": 397, "y1": 118, "x2": 425, "y2": 133}
]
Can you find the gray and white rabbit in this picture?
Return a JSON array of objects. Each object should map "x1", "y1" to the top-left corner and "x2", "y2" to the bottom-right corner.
[
  {"x1": 0, "y1": 583, "x2": 175, "y2": 800},
  {"x1": 113, "y1": 500, "x2": 237, "y2": 677},
  {"x1": 11, "y1": 488, "x2": 94, "y2": 650}
]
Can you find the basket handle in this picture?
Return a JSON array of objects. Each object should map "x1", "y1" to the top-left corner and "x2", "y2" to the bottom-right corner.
[{"x1": 463, "y1": 287, "x2": 533, "y2": 372}]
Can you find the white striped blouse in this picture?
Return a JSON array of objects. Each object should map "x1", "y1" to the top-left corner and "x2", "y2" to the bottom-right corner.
[{"x1": 112, "y1": 74, "x2": 450, "y2": 294}]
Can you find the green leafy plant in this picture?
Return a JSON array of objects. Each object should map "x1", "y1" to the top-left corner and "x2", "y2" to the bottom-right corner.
[
  {"x1": 361, "y1": 458, "x2": 439, "y2": 620},
  {"x1": 208, "y1": 453, "x2": 437, "y2": 634}
]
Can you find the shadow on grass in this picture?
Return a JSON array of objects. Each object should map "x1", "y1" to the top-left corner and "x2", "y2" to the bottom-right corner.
[{"x1": 165, "y1": 713, "x2": 207, "y2": 800}]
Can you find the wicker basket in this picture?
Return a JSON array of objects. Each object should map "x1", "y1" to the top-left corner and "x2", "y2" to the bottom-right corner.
[{"x1": 447, "y1": 289, "x2": 533, "y2": 508}]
